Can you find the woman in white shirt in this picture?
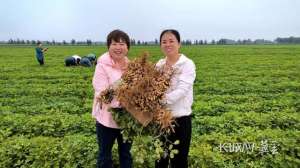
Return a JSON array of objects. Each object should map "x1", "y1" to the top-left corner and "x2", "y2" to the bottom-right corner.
[{"x1": 155, "y1": 29, "x2": 196, "y2": 168}]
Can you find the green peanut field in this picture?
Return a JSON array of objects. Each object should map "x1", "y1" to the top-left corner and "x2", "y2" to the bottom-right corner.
[{"x1": 0, "y1": 45, "x2": 299, "y2": 168}]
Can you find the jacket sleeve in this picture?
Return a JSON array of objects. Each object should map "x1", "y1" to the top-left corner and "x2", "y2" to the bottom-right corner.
[
  {"x1": 92, "y1": 63, "x2": 109, "y2": 96},
  {"x1": 165, "y1": 62, "x2": 196, "y2": 105},
  {"x1": 92, "y1": 62, "x2": 122, "y2": 110}
]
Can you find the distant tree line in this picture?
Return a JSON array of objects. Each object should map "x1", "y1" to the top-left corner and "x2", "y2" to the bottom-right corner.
[
  {"x1": 4, "y1": 39, "x2": 94, "y2": 46},
  {"x1": 275, "y1": 37, "x2": 300, "y2": 44},
  {"x1": 1, "y1": 36, "x2": 300, "y2": 45}
]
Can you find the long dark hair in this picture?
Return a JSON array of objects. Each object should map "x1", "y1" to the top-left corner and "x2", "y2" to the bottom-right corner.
[{"x1": 159, "y1": 29, "x2": 181, "y2": 44}]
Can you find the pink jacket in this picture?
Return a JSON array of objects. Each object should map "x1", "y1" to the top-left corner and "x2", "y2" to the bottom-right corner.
[{"x1": 92, "y1": 52, "x2": 128, "y2": 128}]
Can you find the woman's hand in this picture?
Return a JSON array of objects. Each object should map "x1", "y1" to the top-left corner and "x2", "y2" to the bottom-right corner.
[{"x1": 118, "y1": 57, "x2": 128, "y2": 71}]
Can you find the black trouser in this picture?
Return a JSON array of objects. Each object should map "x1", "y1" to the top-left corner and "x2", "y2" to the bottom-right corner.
[
  {"x1": 65, "y1": 57, "x2": 76, "y2": 66},
  {"x1": 96, "y1": 122, "x2": 133, "y2": 168},
  {"x1": 38, "y1": 59, "x2": 44, "y2": 65},
  {"x1": 155, "y1": 115, "x2": 192, "y2": 168},
  {"x1": 36, "y1": 57, "x2": 44, "y2": 65}
]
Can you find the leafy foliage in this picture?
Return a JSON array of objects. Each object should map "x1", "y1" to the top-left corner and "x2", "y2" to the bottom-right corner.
[
  {"x1": 0, "y1": 45, "x2": 299, "y2": 167},
  {"x1": 98, "y1": 53, "x2": 178, "y2": 161}
]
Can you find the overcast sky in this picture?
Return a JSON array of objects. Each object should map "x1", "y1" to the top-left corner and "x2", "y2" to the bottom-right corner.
[{"x1": 0, "y1": 0, "x2": 299, "y2": 42}]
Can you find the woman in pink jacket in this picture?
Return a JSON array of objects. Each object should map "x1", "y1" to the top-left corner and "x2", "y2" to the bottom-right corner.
[{"x1": 92, "y1": 30, "x2": 132, "y2": 168}]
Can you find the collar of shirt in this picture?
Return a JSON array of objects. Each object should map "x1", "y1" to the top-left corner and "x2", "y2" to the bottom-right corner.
[{"x1": 159, "y1": 54, "x2": 189, "y2": 68}]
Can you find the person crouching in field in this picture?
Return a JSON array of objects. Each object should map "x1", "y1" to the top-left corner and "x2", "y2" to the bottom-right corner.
[
  {"x1": 65, "y1": 55, "x2": 81, "y2": 66},
  {"x1": 92, "y1": 29, "x2": 132, "y2": 168},
  {"x1": 35, "y1": 42, "x2": 48, "y2": 65},
  {"x1": 155, "y1": 29, "x2": 196, "y2": 168},
  {"x1": 79, "y1": 56, "x2": 92, "y2": 67},
  {"x1": 65, "y1": 54, "x2": 96, "y2": 67},
  {"x1": 80, "y1": 53, "x2": 97, "y2": 67},
  {"x1": 86, "y1": 53, "x2": 97, "y2": 65}
]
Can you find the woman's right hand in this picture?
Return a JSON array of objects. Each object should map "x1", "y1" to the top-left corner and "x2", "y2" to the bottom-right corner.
[{"x1": 118, "y1": 58, "x2": 128, "y2": 71}]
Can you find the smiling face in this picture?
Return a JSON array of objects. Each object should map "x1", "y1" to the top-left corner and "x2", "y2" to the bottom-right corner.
[
  {"x1": 108, "y1": 39, "x2": 128, "y2": 61},
  {"x1": 160, "y1": 32, "x2": 181, "y2": 58}
]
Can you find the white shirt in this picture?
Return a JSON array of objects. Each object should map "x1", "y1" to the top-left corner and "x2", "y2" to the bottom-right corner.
[
  {"x1": 156, "y1": 54, "x2": 196, "y2": 117},
  {"x1": 72, "y1": 55, "x2": 81, "y2": 62}
]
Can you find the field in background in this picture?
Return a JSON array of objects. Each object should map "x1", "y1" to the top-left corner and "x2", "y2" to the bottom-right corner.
[{"x1": 0, "y1": 45, "x2": 299, "y2": 167}]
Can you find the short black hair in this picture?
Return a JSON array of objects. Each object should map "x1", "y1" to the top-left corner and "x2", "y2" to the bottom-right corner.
[
  {"x1": 107, "y1": 29, "x2": 130, "y2": 49},
  {"x1": 159, "y1": 29, "x2": 181, "y2": 44},
  {"x1": 37, "y1": 41, "x2": 42, "y2": 45}
]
